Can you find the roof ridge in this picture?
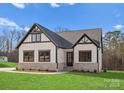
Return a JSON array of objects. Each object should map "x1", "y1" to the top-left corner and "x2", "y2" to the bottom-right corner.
[{"x1": 55, "y1": 28, "x2": 102, "y2": 33}]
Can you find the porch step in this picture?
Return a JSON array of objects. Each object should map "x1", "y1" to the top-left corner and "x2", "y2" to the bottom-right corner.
[{"x1": 63, "y1": 66, "x2": 73, "y2": 71}]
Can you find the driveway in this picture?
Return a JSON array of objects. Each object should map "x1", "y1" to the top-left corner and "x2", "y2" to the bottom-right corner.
[
  {"x1": 0, "y1": 68, "x2": 66, "y2": 74},
  {"x1": 0, "y1": 68, "x2": 16, "y2": 71}
]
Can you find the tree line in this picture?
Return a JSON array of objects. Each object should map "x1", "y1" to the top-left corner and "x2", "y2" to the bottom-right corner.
[
  {"x1": 0, "y1": 27, "x2": 26, "y2": 52},
  {"x1": 103, "y1": 30, "x2": 124, "y2": 70}
]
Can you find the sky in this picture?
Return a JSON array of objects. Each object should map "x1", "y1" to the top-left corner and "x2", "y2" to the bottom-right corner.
[{"x1": 0, "y1": 3, "x2": 124, "y2": 35}]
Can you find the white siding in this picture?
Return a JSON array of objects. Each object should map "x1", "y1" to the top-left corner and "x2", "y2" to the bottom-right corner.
[
  {"x1": 98, "y1": 48, "x2": 102, "y2": 71},
  {"x1": 41, "y1": 33, "x2": 50, "y2": 41},
  {"x1": 57, "y1": 48, "x2": 73, "y2": 64},
  {"x1": 57, "y1": 48, "x2": 73, "y2": 68},
  {"x1": 19, "y1": 42, "x2": 56, "y2": 63},
  {"x1": 57, "y1": 48, "x2": 64, "y2": 63},
  {"x1": 24, "y1": 33, "x2": 50, "y2": 43},
  {"x1": 24, "y1": 34, "x2": 31, "y2": 42},
  {"x1": 19, "y1": 32, "x2": 56, "y2": 63},
  {"x1": 74, "y1": 44, "x2": 97, "y2": 63}
]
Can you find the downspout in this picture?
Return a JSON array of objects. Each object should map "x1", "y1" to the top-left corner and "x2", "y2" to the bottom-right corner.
[
  {"x1": 97, "y1": 47, "x2": 100, "y2": 72},
  {"x1": 56, "y1": 46, "x2": 58, "y2": 71}
]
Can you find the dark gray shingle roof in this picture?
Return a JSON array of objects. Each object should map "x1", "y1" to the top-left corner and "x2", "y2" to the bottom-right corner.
[
  {"x1": 56, "y1": 28, "x2": 102, "y2": 46},
  {"x1": 16, "y1": 23, "x2": 102, "y2": 49}
]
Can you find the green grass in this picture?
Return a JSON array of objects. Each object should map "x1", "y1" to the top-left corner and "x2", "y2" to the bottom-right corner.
[
  {"x1": 0, "y1": 62, "x2": 17, "y2": 67},
  {"x1": 0, "y1": 71, "x2": 123, "y2": 90}
]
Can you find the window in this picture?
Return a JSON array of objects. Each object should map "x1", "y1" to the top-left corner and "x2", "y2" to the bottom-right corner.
[
  {"x1": 39, "y1": 51, "x2": 50, "y2": 62},
  {"x1": 23, "y1": 51, "x2": 34, "y2": 62},
  {"x1": 32, "y1": 34, "x2": 36, "y2": 42},
  {"x1": 31, "y1": 34, "x2": 41, "y2": 42},
  {"x1": 79, "y1": 51, "x2": 91, "y2": 62},
  {"x1": 36, "y1": 34, "x2": 41, "y2": 42}
]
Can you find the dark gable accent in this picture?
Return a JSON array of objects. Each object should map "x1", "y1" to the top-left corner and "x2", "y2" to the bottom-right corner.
[{"x1": 73, "y1": 34, "x2": 100, "y2": 48}]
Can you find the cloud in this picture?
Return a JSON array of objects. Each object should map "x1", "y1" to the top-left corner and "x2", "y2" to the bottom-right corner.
[
  {"x1": 50, "y1": 3, "x2": 60, "y2": 8},
  {"x1": 23, "y1": 26, "x2": 30, "y2": 32},
  {"x1": 113, "y1": 25, "x2": 123, "y2": 30},
  {"x1": 0, "y1": 17, "x2": 29, "y2": 32},
  {"x1": 0, "y1": 17, "x2": 19, "y2": 27},
  {"x1": 49, "y1": 3, "x2": 75, "y2": 8},
  {"x1": 68, "y1": 3, "x2": 75, "y2": 5},
  {"x1": 11, "y1": 3, "x2": 26, "y2": 9}
]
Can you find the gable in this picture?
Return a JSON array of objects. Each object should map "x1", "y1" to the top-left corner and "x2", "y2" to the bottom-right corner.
[
  {"x1": 79, "y1": 36, "x2": 92, "y2": 44},
  {"x1": 16, "y1": 24, "x2": 52, "y2": 48},
  {"x1": 24, "y1": 25, "x2": 51, "y2": 43},
  {"x1": 73, "y1": 34, "x2": 100, "y2": 47},
  {"x1": 31, "y1": 25, "x2": 41, "y2": 33}
]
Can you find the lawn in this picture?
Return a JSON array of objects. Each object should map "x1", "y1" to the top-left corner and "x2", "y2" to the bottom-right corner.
[
  {"x1": 0, "y1": 62, "x2": 17, "y2": 67},
  {"x1": 0, "y1": 71, "x2": 123, "y2": 90}
]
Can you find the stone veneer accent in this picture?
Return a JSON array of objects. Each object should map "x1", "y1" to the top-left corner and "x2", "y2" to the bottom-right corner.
[
  {"x1": 73, "y1": 63, "x2": 99, "y2": 72},
  {"x1": 17, "y1": 62, "x2": 99, "y2": 72},
  {"x1": 17, "y1": 63, "x2": 57, "y2": 71}
]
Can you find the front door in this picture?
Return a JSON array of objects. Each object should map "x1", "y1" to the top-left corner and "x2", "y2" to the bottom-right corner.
[{"x1": 66, "y1": 52, "x2": 73, "y2": 66}]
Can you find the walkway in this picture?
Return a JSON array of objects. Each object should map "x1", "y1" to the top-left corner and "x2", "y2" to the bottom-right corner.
[{"x1": 0, "y1": 68, "x2": 67, "y2": 74}]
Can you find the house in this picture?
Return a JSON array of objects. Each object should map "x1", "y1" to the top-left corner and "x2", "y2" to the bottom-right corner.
[
  {"x1": 0, "y1": 52, "x2": 8, "y2": 62},
  {"x1": 16, "y1": 23, "x2": 103, "y2": 72}
]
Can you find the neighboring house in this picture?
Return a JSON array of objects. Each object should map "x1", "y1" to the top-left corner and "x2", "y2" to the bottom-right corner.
[
  {"x1": 16, "y1": 23, "x2": 103, "y2": 72},
  {"x1": 0, "y1": 52, "x2": 8, "y2": 62}
]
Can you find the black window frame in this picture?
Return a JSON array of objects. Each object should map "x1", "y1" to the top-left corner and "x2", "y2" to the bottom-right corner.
[
  {"x1": 31, "y1": 33, "x2": 41, "y2": 42},
  {"x1": 23, "y1": 50, "x2": 34, "y2": 62},
  {"x1": 79, "y1": 50, "x2": 92, "y2": 62},
  {"x1": 38, "y1": 50, "x2": 50, "y2": 62}
]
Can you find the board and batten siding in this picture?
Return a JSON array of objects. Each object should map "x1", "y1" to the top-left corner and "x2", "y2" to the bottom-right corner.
[{"x1": 19, "y1": 33, "x2": 56, "y2": 63}]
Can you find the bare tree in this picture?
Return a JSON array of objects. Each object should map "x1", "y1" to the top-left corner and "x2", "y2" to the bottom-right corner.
[
  {"x1": 0, "y1": 36, "x2": 9, "y2": 52},
  {"x1": 2, "y1": 26, "x2": 27, "y2": 52},
  {"x1": 54, "y1": 27, "x2": 69, "y2": 32}
]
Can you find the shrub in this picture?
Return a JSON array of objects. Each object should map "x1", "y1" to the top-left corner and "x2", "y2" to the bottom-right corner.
[
  {"x1": 29, "y1": 68, "x2": 32, "y2": 71},
  {"x1": 72, "y1": 70, "x2": 78, "y2": 72},
  {"x1": 81, "y1": 70, "x2": 84, "y2": 72},
  {"x1": 103, "y1": 68, "x2": 107, "y2": 72},
  {"x1": 94, "y1": 69, "x2": 97, "y2": 73},
  {"x1": 87, "y1": 70, "x2": 90, "y2": 72},
  {"x1": 16, "y1": 67, "x2": 18, "y2": 70},
  {"x1": 38, "y1": 69, "x2": 41, "y2": 71}
]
